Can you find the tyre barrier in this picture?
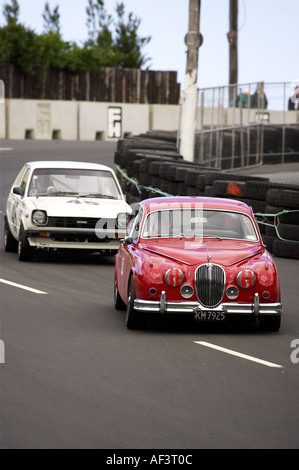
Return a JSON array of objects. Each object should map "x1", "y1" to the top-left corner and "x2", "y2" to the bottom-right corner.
[{"x1": 115, "y1": 132, "x2": 299, "y2": 259}]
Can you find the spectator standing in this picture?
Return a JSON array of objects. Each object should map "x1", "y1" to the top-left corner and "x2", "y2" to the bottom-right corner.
[
  {"x1": 229, "y1": 88, "x2": 251, "y2": 108},
  {"x1": 250, "y1": 82, "x2": 268, "y2": 109},
  {"x1": 288, "y1": 85, "x2": 299, "y2": 110}
]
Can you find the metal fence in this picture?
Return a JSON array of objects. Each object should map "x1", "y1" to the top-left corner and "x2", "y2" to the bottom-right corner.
[{"x1": 194, "y1": 81, "x2": 299, "y2": 169}]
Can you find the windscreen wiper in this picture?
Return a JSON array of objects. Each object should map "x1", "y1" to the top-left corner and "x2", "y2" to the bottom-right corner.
[
  {"x1": 79, "y1": 193, "x2": 117, "y2": 199},
  {"x1": 44, "y1": 191, "x2": 80, "y2": 197}
]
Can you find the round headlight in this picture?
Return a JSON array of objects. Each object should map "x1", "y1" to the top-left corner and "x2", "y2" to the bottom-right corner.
[
  {"x1": 237, "y1": 270, "x2": 256, "y2": 289},
  {"x1": 32, "y1": 210, "x2": 47, "y2": 226},
  {"x1": 165, "y1": 267, "x2": 184, "y2": 287},
  {"x1": 226, "y1": 285, "x2": 239, "y2": 299},
  {"x1": 181, "y1": 285, "x2": 194, "y2": 299}
]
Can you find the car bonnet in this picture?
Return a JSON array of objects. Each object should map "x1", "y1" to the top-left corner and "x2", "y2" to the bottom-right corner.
[
  {"x1": 30, "y1": 196, "x2": 130, "y2": 218},
  {"x1": 139, "y1": 239, "x2": 264, "y2": 267}
]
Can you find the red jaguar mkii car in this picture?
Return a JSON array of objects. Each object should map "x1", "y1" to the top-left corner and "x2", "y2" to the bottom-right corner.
[{"x1": 114, "y1": 197, "x2": 282, "y2": 331}]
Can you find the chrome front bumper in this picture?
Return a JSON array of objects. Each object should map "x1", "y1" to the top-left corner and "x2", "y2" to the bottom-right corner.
[
  {"x1": 134, "y1": 291, "x2": 282, "y2": 317},
  {"x1": 28, "y1": 236, "x2": 120, "y2": 250}
]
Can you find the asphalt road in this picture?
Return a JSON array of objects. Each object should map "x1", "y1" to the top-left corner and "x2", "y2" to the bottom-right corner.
[{"x1": 0, "y1": 140, "x2": 299, "y2": 450}]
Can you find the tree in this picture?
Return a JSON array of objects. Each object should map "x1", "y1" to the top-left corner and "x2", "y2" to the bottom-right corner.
[
  {"x1": 0, "y1": 1, "x2": 40, "y2": 75},
  {"x1": 86, "y1": 0, "x2": 112, "y2": 44},
  {"x1": 0, "y1": 0, "x2": 151, "y2": 72},
  {"x1": 0, "y1": 22, "x2": 41, "y2": 75},
  {"x1": 113, "y1": 2, "x2": 151, "y2": 68},
  {"x1": 2, "y1": 0, "x2": 19, "y2": 25},
  {"x1": 42, "y1": 2, "x2": 60, "y2": 34},
  {"x1": 85, "y1": 0, "x2": 151, "y2": 69},
  {"x1": 85, "y1": 0, "x2": 117, "y2": 66}
]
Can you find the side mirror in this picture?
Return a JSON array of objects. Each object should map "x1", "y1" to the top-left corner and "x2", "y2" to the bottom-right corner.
[
  {"x1": 13, "y1": 187, "x2": 25, "y2": 197},
  {"x1": 124, "y1": 236, "x2": 133, "y2": 245}
]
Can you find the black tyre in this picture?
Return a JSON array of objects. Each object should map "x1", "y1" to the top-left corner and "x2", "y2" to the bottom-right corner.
[
  {"x1": 139, "y1": 172, "x2": 151, "y2": 186},
  {"x1": 4, "y1": 216, "x2": 18, "y2": 253},
  {"x1": 114, "y1": 279, "x2": 126, "y2": 311},
  {"x1": 279, "y1": 189, "x2": 299, "y2": 208},
  {"x1": 259, "y1": 315, "x2": 281, "y2": 332},
  {"x1": 244, "y1": 181, "x2": 271, "y2": 201},
  {"x1": 204, "y1": 185, "x2": 215, "y2": 196},
  {"x1": 160, "y1": 179, "x2": 170, "y2": 193},
  {"x1": 196, "y1": 175, "x2": 207, "y2": 191},
  {"x1": 187, "y1": 186, "x2": 200, "y2": 197},
  {"x1": 185, "y1": 170, "x2": 201, "y2": 186},
  {"x1": 114, "y1": 150, "x2": 122, "y2": 165},
  {"x1": 168, "y1": 181, "x2": 179, "y2": 196},
  {"x1": 261, "y1": 234, "x2": 276, "y2": 252},
  {"x1": 126, "y1": 277, "x2": 146, "y2": 329},
  {"x1": 272, "y1": 239, "x2": 299, "y2": 259},
  {"x1": 277, "y1": 223, "x2": 299, "y2": 242},
  {"x1": 241, "y1": 198, "x2": 266, "y2": 214},
  {"x1": 178, "y1": 182, "x2": 189, "y2": 195},
  {"x1": 18, "y1": 224, "x2": 35, "y2": 262},
  {"x1": 148, "y1": 161, "x2": 162, "y2": 176},
  {"x1": 266, "y1": 189, "x2": 280, "y2": 206}
]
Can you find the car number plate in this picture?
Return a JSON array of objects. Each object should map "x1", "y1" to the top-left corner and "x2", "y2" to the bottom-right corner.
[{"x1": 194, "y1": 310, "x2": 226, "y2": 321}]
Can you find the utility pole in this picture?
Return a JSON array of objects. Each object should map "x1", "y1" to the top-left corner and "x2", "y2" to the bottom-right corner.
[
  {"x1": 179, "y1": 0, "x2": 202, "y2": 162},
  {"x1": 227, "y1": 0, "x2": 238, "y2": 103}
]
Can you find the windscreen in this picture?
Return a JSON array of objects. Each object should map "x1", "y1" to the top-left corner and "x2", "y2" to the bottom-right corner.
[
  {"x1": 142, "y1": 208, "x2": 258, "y2": 241},
  {"x1": 28, "y1": 168, "x2": 122, "y2": 199}
]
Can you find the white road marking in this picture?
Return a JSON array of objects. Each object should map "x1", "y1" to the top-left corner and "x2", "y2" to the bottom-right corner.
[
  {"x1": 0, "y1": 278, "x2": 48, "y2": 295},
  {"x1": 194, "y1": 341, "x2": 283, "y2": 368},
  {"x1": 0, "y1": 148, "x2": 13, "y2": 151}
]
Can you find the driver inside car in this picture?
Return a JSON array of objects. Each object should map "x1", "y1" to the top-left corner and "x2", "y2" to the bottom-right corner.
[{"x1": 30, "y1": 174, "x2": 55, "y2": 195}]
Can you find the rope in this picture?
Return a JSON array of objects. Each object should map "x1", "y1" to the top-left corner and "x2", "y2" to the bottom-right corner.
[
  {"x1": 116, "y1": 165, "x2": 299, "y2": 243},
  {"x1": 255, "y1": 209, "x2": 299, "y2": 243},
  {"x1": 115, "y1": 165, "x2": 174, "y2": 197}
]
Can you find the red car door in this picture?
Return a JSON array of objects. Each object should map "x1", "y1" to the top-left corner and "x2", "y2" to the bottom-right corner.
[{"x1": 117, "y1": 205, "x2": 143, "y2": 303}]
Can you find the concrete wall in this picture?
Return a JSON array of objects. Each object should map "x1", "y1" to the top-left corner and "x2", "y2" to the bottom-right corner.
[
  {"x1": 1, "y1": 98, "x2": 298, "y2": 141},
  {"x1": 1, "y1": 99, "x2": 181, "y2": 141},
  {"x1": 0, "y1": 80, "x2": 4, "y2": 138}
]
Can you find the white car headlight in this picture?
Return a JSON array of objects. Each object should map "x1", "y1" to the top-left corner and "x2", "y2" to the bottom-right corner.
[{"x1": 32, "y1": 210, "x2": 48, "y2": 226}]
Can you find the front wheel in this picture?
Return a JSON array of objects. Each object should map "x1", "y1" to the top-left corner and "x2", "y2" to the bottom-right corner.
[
  {"x1": 114, "y1": 279, "x2": 126, "y2": 311},
  {"x1": 4, "y1": 216, "x2": 18, "y2": 252},
  {"x1": 18, "y1": 225, "x2": 35, "y2": 262},
  {"x1": 126, "y1": 277, "x2": 146, "y2": 330}
]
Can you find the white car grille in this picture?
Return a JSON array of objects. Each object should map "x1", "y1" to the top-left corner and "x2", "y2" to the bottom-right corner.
[{"x1": 47, "y1": 217, "x2": 115, "y2": 229}]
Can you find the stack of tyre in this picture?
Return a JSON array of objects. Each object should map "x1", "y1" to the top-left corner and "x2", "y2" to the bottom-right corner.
[{"x1": 115, "y1": 132, "x2": 299, "y2": 259}]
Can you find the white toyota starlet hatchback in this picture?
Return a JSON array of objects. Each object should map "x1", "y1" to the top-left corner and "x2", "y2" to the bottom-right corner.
[{"x1": 4, "y1": 161, "x2": 131, "y2": 261}]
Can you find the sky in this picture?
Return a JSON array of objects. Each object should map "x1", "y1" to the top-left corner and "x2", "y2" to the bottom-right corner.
[{"x1": 1, "y1": 0, "x2": 299, "y2": 107}]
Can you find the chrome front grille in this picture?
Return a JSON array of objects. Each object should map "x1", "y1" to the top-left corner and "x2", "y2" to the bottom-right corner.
[{"x1": 195, "y1": 264, "x2": 225, "y2": 307}]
